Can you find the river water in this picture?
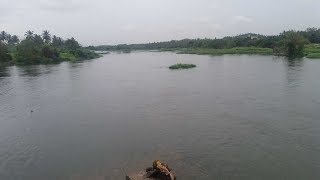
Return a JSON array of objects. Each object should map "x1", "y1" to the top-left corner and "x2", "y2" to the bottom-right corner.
[{"x1": 0, "y1": 52, "x2": 319, "y2": 180}]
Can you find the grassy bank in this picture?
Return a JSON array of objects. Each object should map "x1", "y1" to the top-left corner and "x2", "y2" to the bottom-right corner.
[
  {"x1": 305, "y1": 44, "x2": 320, "y2": 59},
  {"x1": 172, "y1": 47, "x2": 273, "y2": 55},
  {"x1": 160, "y1": 45, "x2": 320, "y2": 59}
]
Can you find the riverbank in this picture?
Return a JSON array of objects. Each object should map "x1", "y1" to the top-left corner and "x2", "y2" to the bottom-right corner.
[
  {"x1": 169, "y1": 47, "x2": 273, "y2": 55},
  {"x1": 305, "y1": 44, "x2": 320, "y2": 59},
  {"x1": 88, "y1": 27, "x2": 320, "y2": 59},
  {"x1": 158, "y1": 45, "x2": 320, "y2": 59}
]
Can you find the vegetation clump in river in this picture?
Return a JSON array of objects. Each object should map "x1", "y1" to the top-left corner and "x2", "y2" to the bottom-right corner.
[
  {"x1": 0, "y1": 30, "x2": 100, "y2": 65},
  {"x1": 169, "y1": 63, "x2": 196, "y2": 69}
]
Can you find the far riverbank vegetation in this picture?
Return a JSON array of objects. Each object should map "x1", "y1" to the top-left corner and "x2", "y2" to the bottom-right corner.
[{"x1": 88, "y1": 27, "x2": 320, "y2": 59}]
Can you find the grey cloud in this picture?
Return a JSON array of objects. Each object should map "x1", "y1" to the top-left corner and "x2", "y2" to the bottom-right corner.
[
  {"x1": 233, "y1": 16, "x2": 253, "y2": 23},
  {"x1": 38, "y1": 0, "x2": 86, "y2": 12},
  {"x1": 2, "y1": 0, "x2": 320, "y2": 45}
]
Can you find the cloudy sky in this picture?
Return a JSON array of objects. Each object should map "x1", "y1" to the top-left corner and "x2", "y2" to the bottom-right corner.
[{"x1": 1, "y1": 0, "x2": 320, "y2": 45}]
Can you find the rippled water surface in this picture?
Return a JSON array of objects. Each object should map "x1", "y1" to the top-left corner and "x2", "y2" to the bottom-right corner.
[{"x1": 0, "y1": 52, "x2": 320, "y2": 180}]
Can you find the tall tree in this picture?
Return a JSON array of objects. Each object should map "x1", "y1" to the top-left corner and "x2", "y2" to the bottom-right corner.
[
  {"x1": 0, "y1": 41, "x2": 11, "y2": 62},
  {"x1": 25, "y1": 30, "x2": 34, "y2": 40},
  {"x1": 0, "y1": 31, "x2": 7, "y2": 42},
  {"x1": 5, "y1": 34, "x2": 12, "y2": 43},
  {"x1": 280, "y1": 31, "x2": 307, "y2": 58},
  {"x1": 33, "y1": 34, "x2": 44, "y2": 45},
  {"x1": 16, "y1": 39, "x2": 41, "y2": 64},
  {"x1": 42, "y1": 30, "x2": 51, "y2": 43},
  {"x1": 52, "y1": 35, "x2": 63, "y2": 47},
  {"x1": 304, "y1": 27, "x2": 320, "y2": 43},
  {"x1": 9, "y1": 35, "x2": 19, "y2": 45},
  {"x1": 64, "y1": 37, "x2": 80, "y2": 50}
]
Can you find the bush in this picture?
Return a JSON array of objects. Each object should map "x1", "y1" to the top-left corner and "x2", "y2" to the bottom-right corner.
[
  {"x1": 274, "y1": 31, "x2": 308, "y2": 58},
  {"x1": 15, "y1": 39, "x2": 42, "y2": 64},
  {"x1": 42, "y1": 45, "x2": 58, "y2": 59}
]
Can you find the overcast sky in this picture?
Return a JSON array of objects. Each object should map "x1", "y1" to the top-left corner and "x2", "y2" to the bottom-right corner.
[{"x1": 1, "y1": 0, "x2": 320, "y2": 45}]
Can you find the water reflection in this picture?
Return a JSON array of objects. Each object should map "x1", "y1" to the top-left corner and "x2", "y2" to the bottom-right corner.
[
  {"x1": 285, "y1": 58, "x2": 304, "y2": 89},
  {"x1": 287, "y1": 58, "x2": 304, "y2": 68},
  {"x1": 16, "y1": 64, "x2": 59, "y2": 77},
  {"x1": 17, "y1": 65, "x2": 42, "y2": 77},
  {"x1": 68, "y1": 61, "x2": 84, "y2": 69},
  {"x1": 0, "y1": 66, "x2": 12, "y2": 95},
  {"x1": 0, "y1": 66, "x2": 10, "y2": 77}
]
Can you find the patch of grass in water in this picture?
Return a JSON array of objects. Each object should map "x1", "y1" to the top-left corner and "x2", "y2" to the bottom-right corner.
[
  {"x1": 305, "y1": 44, "x2": 320, "y2": 59},
  {"x1": 169, "y1": 63, "x2": 196, "y2": 69},
  {"x1": 306, "y1": 53, "x2": 320, "y2": 59}
]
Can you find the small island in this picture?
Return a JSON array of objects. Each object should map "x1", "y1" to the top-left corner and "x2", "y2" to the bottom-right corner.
[{"x1": 169, "y1": 63, "x2": 196, "y2": 69}]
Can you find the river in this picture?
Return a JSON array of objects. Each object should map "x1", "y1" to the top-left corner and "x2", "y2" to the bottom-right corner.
[{"x1": 0, "y1": 52, "x2": 319, "y2": 180}]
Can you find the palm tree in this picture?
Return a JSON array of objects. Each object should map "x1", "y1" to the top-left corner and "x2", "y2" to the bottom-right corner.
[
  {"x1": 0, "y1": 31, "x2": 7, "y2": 41},
  {"x1": 5, "y1": 34, "x2": 12, "y2": 43},
  {"x1": 65, "y1": 37, "x2": 80, "y2": 50},
  {"x1": 42, "y1": 30, "x2": 51, "y2": 43},
  {"x1": 34, "y1": 34, "x2": 44, "y2": 45},
  {"x1": 25, "y1": 30, "x2": 34, "y2": 39},
  {"x1": 10, "y1": 35, "x2": 19, "y2": 44},
  {"x1": 52, "y1": 35, "x2": 64, "y2": 47}
]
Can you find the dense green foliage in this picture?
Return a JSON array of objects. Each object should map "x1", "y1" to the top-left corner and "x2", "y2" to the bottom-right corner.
[
  {"x1": 88, "y1": 28, "x2": 320, "y2": 58},
  {"x1": 0, "y1": 30, "x2": 100, "y2": 65},
  {"x1": 273, "y1": 31, "x2": 307, "y2": 58},
  {"x1": 169, "y1": 63, "x2": 196, "y2": 69},
  {"x1": 0, "y1": 41, "x2": 12, "y2": 63}
]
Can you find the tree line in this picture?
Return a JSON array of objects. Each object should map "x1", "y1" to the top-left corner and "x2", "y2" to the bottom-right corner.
[
  {"x1": 0, "y1": 30, "x2": 99, "y2": 65},
  {"x1": 88, "y1": 27, "x2": 320, "y2": 58}
]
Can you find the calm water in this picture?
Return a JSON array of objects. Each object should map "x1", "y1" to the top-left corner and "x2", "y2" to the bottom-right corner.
[{"x1": 0, "y1": 52, "x2": 319, "y2": 180}]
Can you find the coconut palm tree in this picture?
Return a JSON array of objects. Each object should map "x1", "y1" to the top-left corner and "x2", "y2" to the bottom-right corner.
[
  {"x1": 65, "y1": 37, "x2": 80, "y2": 50},
  {"x1": 42, "y1": 30, "x2": 51, "y2": 43},
  {"x1": 52, "y1": 35, "x2": 63, "y2": 47},
  {"x1": 0, "y1": 31, "x2": 7, "y2": 42},
  {"x1": 25, "y1": 30, "x2": 34, "y2": 39},
  {"x1": 10, "y1": 35, "x2": 19, "y2": 44},
  {"x1": 6, "y1": 34, "x2": 11, "y2": 41},
  {"x1": 34, "y1": 34, "x2": 44, "y2": 45}
]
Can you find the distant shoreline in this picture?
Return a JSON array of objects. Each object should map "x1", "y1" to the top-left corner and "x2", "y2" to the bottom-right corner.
[
  {"x1": 87, "y1": 27, "x2": 320, "y2": 59},
  {"x1": 97, "y1": 45, "x2": 320, "y2": 58}
]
